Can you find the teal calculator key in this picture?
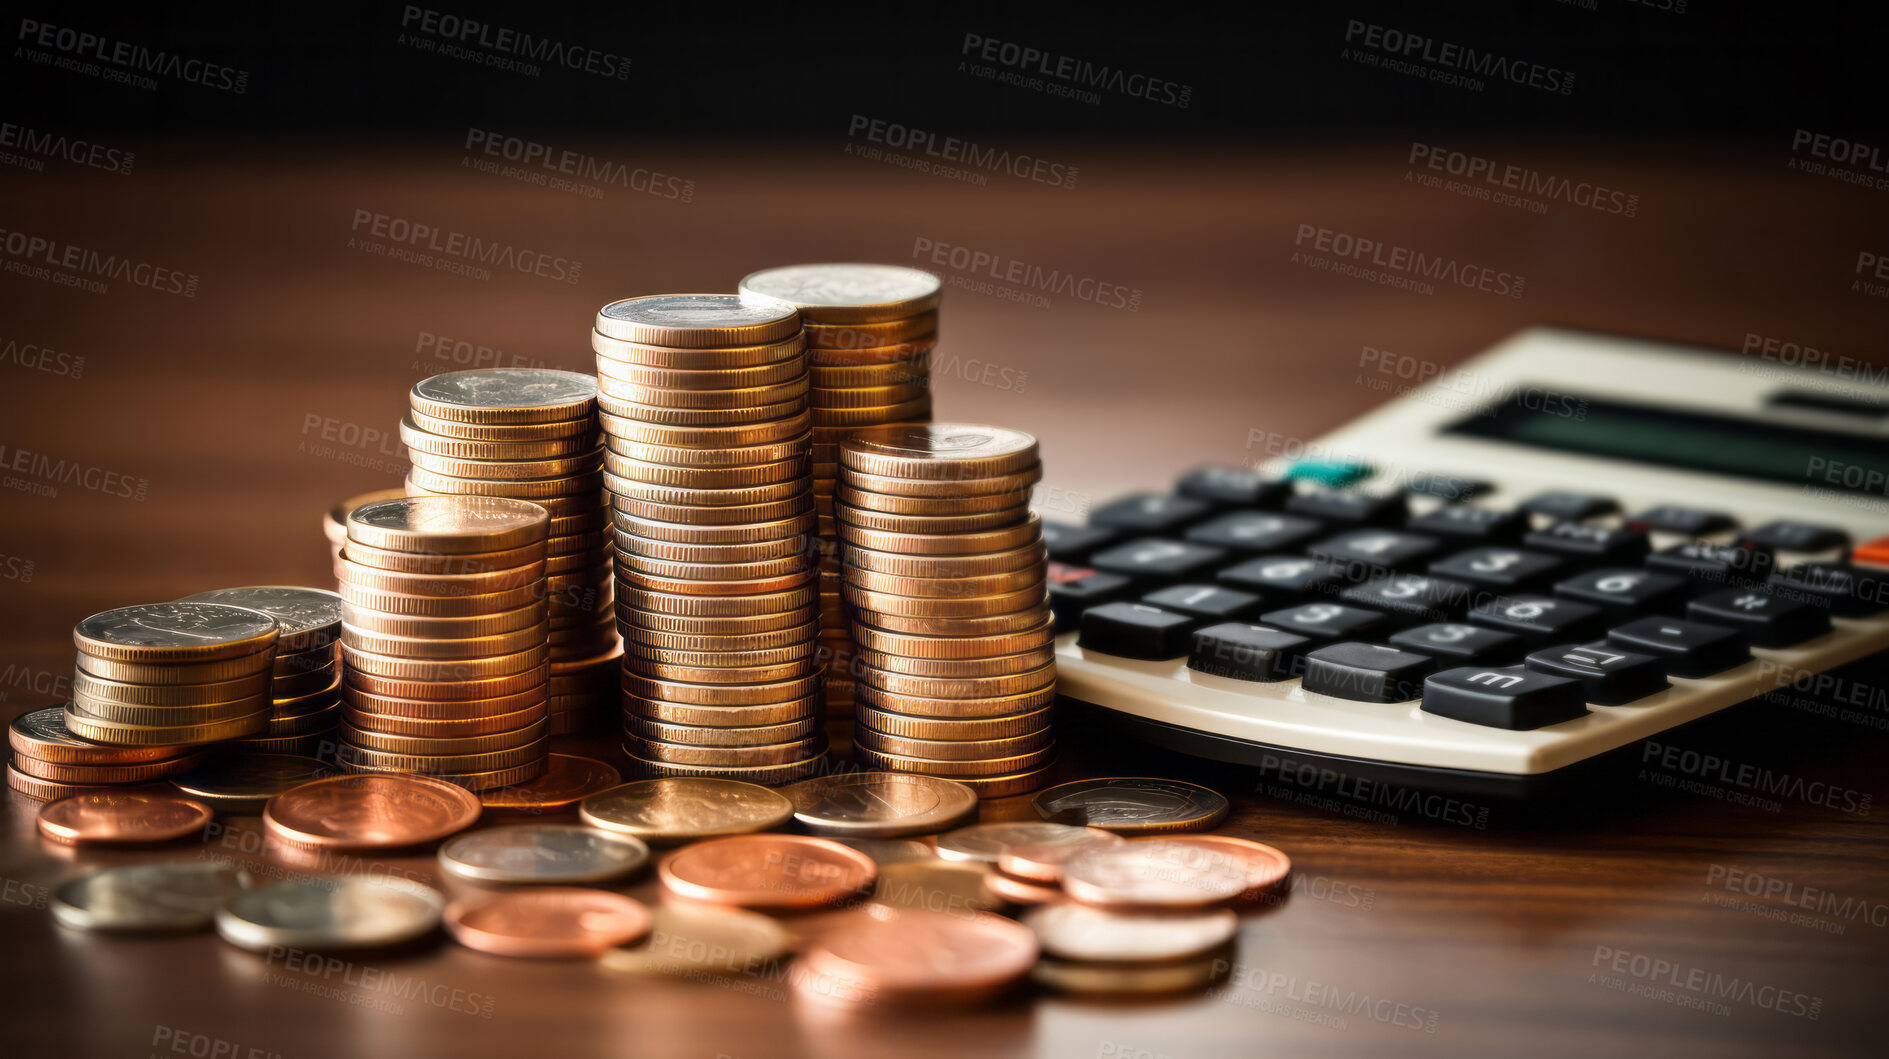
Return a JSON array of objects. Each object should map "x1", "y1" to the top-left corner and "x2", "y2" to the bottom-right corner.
[{"x1": 1282, "y1": 459, "x2": 1373, "y2": 489}]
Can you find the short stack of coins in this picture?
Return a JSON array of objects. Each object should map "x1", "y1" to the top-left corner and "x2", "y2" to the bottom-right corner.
[
  {"x1": 323, "y1": 487, "x2": 407, "y2": 564},
  {"x1": 177, "y1": 587, "x2": 343, "y2": 757},
  {"x1": 592, "y1": 293, "x2": 829, "y2": 785},
  {"x1": 836, "y1": 424, "x2": 1057, "y2": 797},
  {"x1": 65, "y1": 603, "x2": 279, "y2": 755},
  {"x1": 8, "y1": 706, "x2": 207, "y2": 799},
  {"x1": 399, "y1": 369, "x2": 620, "y2": 735},
  {"x1": 737, "y1": 264, "x2": 941, "y2": 719},
  {"x1": 336, "y1": 495, "x2": 552, "y2": 790}
]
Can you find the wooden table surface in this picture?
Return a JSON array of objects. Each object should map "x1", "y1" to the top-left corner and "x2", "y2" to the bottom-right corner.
[{"x1": 2, "y1": 146, "x2": 1887, "y2": 1058}]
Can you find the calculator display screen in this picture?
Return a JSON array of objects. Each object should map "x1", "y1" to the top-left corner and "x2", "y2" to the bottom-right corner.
[{"x1": 1446, "y1": 391, "x2": 1889, "y2": 494}]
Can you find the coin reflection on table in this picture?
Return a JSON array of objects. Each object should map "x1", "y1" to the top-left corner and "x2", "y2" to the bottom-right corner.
[
  {"x1": 167, "y1": 753, "x2": 333, "y2": 814},
  {"x1": 479, "y1": 753, "x2": 621, "y2": 814},
  {"x1": 1023, "y1": 902, "x2": 1239, "y2": 963},
  {"x1": 445, "y1": 887, "x2": 651, "y2": 957},
  {"x1": 51, "y1": 862, "x2": 250, "y2": 933},
  {"x1": 438, "y1": 824, "x2": 650, "y2": 885},
  {"x1": 37, "y1": 791, "x2": 213, "y2": 845},
  {"x1": 215, "y1": 876, "x2": 446, "y2": 952}
]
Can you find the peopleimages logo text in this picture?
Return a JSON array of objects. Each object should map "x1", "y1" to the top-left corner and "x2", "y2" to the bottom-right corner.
[
  {"x1": 1344, "y1": 20, "x2": 1574, "y2": 95},
  {"x1": 398, "y1": 7, "x2": 629, "y2": 79},
  {"x1": 16, "y1": 18, "x2": 249, "y2": 93}
]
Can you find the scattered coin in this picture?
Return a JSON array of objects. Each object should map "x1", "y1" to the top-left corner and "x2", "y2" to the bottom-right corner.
[
  {"x1": 1131, "y1": 834, "x2": 1292, "y2": 901},
  {"x1": 871, "y1": 860, "x2": 1003, "y2": 915},
  {"x1": 1031, "y1": 777, "x2": 1230, "y2": 834},
  {"x1": 216, "y1": 876, "x2": 446, "y2": 952},
  {"x1": 658, "y1": 834, "x2": 876, "y2": 910},
  {"x1": 795, "y1": 906, "x2": 1037, "y2": 1010},
  {"x1": 601, "y1": 903, "x2": 790, "y2": 977},
  {"x1": 934, "y1": 821, "x2": 1098, "y2": 863},
  {"x1": 996, "y1": 829, "x2": 1126, "y2": 884},
  {"x1": 784, "y1": 771, "x2": 978, "y2": 837},
  {"x1": 579, "y1": 778, "x2": 794, "y2": 844},
  {"x1": 480, "y1": 753, "x2": 621, "y2": 814},
  {"x1": 1023, "y1": 902, "x2": 1239, "y2": 963},
  {"x1": 984, "y1": 870, "x2": 1062, "y2": 906},
  {"x1": 1059, "y1": 841, "x2": 1250, "y2": 908},
  {"x1": 445, "y1": 887, "x2": 651, "y2": 957},
  {"x1": 438, "y1": 824, "x2": 650, "y2": 884},
  {"x1": 262, "y1": 773, "x2": 481, "y2": 850},
  {"x1": 37, "y1": 791, "x2": 213, "y2": 845},
  {"x1": 825, "y1": 836, "x2": 936, "y2": 865},
  {"x1": 166, "y1": 754, "x2": 333, "y2": 813},
  {"x1": 50, "y1": 862, "x2": 250, "y2": 933}
]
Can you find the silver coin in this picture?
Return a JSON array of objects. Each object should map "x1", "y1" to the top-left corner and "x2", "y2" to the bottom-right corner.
[
  {"x1": 10, "y1": 707, "x2": 98, "y2": 753},
  {"x1": 52, "y1": 862, "x2": 251, "y2": 933},
  {"x1": 438, "y1": 824, "x2": 650, "y2": 884},
  {"x1": 215, "y1": 876, "x2": 445, "y2": 952},
  {"x1": 1060, "y1": 841, "x2": 1250, "y2": 908},
  {"x1": 1030, "y1": 777, "x2": 1230, "y2": 834},
  {"x1": 596, "y1": 293, "x2": 798, "y2": 331},
  {"x1": 412, "y1": 369, "x2": 597, "y2": 411},
  {"x1": 1023, "y1": 903, "x2": 1238, "y2": 963},
  {"x1": 783, "y1": 772, "x2": 978, "y2": 838},
  {"x1": 177, "y1": 587, "x2": 342, "y2": 650},
  {"x1": 739, "y1": 263, "x2": 940, "y2": 310},
  {"x1": 935, "y1": 822, "x2": 1098, "y2": 863},
  {"x1": 74, "y1": 603, "x2": 278, "y2": 651}
]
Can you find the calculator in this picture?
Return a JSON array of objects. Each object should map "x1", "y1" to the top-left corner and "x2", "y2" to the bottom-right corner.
[{"x1": 1046, "y1": 327, "x2": 1889, "y2": 796}]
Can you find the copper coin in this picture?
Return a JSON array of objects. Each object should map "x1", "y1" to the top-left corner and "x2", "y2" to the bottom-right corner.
[
  {"x1": 801, "y1": 314, "x2": 935, "y2": 349},
  {"x1": 8, "y1": 707, "x2": 182, "y2": 765},
  {"x1": 996, "y1": 828, "x2": 1126, "y2": 883},
  {"x1": 1131, "y1": 834, "x2": 1292, "y2": 901},
  {"x1": 657, "y1": 834, "x2": 875, "y2": 910},
  {"x1": 446, "y1": 888, "x2": 651, "y2": 957},
  {"x1": 796, "y1": 906, "x2": 1036, "y2": 1009},
  {"x1": 262, "y1": 773, "x2": 481, "y2": 850},
  {"x1": 482, "y1": 754, "x2": 622, "y2": 814},
  {"x1": 37, "y1": 791, "x2": 212, "y2": 844},
  {"x1": 985, "y1": 870, "x2": 1062, "y2": 906}
]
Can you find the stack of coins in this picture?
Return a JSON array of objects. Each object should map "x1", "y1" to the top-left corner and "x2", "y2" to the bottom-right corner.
[
  {"x1": 737, "y1": 265, "x2": 940, "y2": 719},
  {"x1": 177, "y1": 587, "x2": 344, "y2": 757},
  {"x1": 336, "y1": 495, "x2": 551, "y2": 791},
  {"x1": 66, "y1": 603, "x2": 279, "y2": 752},
  {"x1": 7, "y1": 707, "x2": 207, "y2": 800},
  {"x1": 835, "y1": 424, "x2": 1056, "y2": 797},
  {"x1": 399, "y1": 369, "x2": 619, "y2": 735},
  {"x1": 323, "y1": 488, "x2": 407, "y2": 564},
  {"x1": 591, "y1": 294, "x2": 829, "y2": 786}
]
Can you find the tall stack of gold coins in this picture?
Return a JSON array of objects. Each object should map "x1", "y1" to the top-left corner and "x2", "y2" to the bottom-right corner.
[
  {"x1": 399, "y1": 370, "x2": 619, "y2": 734},
  {"x1": 836, "y1": 424, "x2": 1057, "y2": 797},
  {"x1": 336, "y1": 495, "x2": 551, "y2": 790},
  {"x1": 324, "y1": 488, "x2": 407, "y2": 564},
  {"x1": 592, "y1": 293, "x2": 828, "y2": 785},
  {"x1": 64, "y1": 602, "x2": 278, "y2": 754},
  {"x1": 8, "y1": 706, "x2": 209, "y2": 800},
  {"x1": 737, "y1": 265, "x2": 939, "y2": 721},
  {"x1": 177, "y1": 587, "x2": 343, "y2": 757}
]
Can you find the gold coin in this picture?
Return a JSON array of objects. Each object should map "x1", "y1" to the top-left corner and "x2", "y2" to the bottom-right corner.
[
  {"x1": 625, "y1": 658, "x2": 815, "y2": 686},
  {"x1": 605, "y1": 430, "x2": 811, "y2": 468},
  {"x1": 613, "y1": 528, "x2": 812, "y2": 564},
  {"x1": 548, "y1": 527, "x2": 610, "y2": 554},
  {"x1": 75, "y1": 650, "x2": 275, "y2": 686},
  {"x1": 406, "y1": 407, "x2": 598, "y2": 442},
  {"x1": 855, "y1": 683, "x2": 1055, "y2": 719},
  {"x1": 597, "y1": 376, "x2": 809, "y2": 410},
  {"x1": 69, "y1": 694, "x2": 269, "y2": 728},
  {"x1": 343, "y1": 661, "x2": 549, "y2": 701},
  {"x1": 622, "y1": 583, "x2": 817, "y2": 617},
  {"x1": 604, "y1": 474, "x2": 807, "y2": 509},
  {"x1": 835, "y1": 485, "x2": 1031, "y2": 516},
  {"x1": 326, "y1": 487, "x2": 409, "y2": 548},
  {"x1": 808, "y1": 355, "x2": 929, "y2": 387},
  {"x1": 808, "y1": 335, "x2": 939, "y2": 365},
  {"x1": 74, "y1": 603, "x2": 280, "y2": 664},
  {"x1": 841, "y1": 423, "x2": 1039, "y2": 480},
  {"x1": 337, "y1": 580, "x2": 539, "y2": 617},
  {"x1": 616, "y1": 566, "x2": 813, "y2": 598},
  {"x1": 604, "y1": 452, "x2": 809, "y2": 490},
  {"x1": 595, "y1": 355, "x2": 805, "y2": 390},
  {"x1": 612, "y1": 492, "x2": 814, "y2": 527},
  {"x1": 854, "y1": 646, "x2": 1055, "y2": 679},
  {"x1": 338, "y1": 555, "x2": 544, "y2": 596},
  {"x1": 340, "y1": 600, "x2": 547, "y2": 640},
  {"x1": 340, "y1": 717, "x2": 547, "y2": 756},
  {"x1": 625, "y1": 671, "x2": 823, "y2": 706},
  {"x1": 406, "y1": 484, "x2": 601, "y2": 521},
  {"x1": 594, "y1": 294, "x2": 801, "y2": 348},
  {"x1": 65, "y1": 705, "x2": 269, "y2": 746},
  {"x1": 593, "y1": 329, "x2": 805, "y2": 370},
  {"x1": 612, "y1": 509, "x2": 815, "y2": 546},
  {"x1": 595, "y1": 394, "x2": 807, "y2": 428},
  {"x1": 810, "y1": 399, "x2": 932, "y2": 427},
  {"x1": 855, "y1": 743, "x2": 1054, "y2": 778},
  {"x1": 11, "y1": 750, "x2": 205, "y2": 785},
  {"x1": 340, "y1": 643, "x2": 547, "y2": 681},
  {"x1": 338, "y1": 621, "x2": 546, "y2": 661},
  {"x1": 619, "y1": 555, "x2": 813, "y2": 591},
  {"x1": 406, "y1": 466, "x2": 604, "y2": 501},
  {"x1": 400, "y1": 416, "x2": 597, "y2": 459},
  {"x1": 599, "y1": 409, "x2": 812, "y2": 449},
  {"x1": 6, "y1": 763, "x2": 129, "y2": 801},
  {"x1": 406, "y1": 447, "x2": 603, "y2": 481},
  {"x1": 549, "y1": 509, "x2": 610, "y2": 536},
  {"x1": 627, "y1": 734, "x2": 824, "y2": 767},
  {"x1": 620, "y1": 620, "x2": 820, "y2": 653},
  {"x1": 623, "y1": 638, "x2": 816, "y2": 670},
  {"x1": 617, "y1": 606, "x2": 817, "y2": 638},
  {"x1": 844, "y1": 565, "x2": 1046, "y2": 599},
  {"x1": 625, "y1": 715, "x2": 820, "y2": 747},
  {"x1": 336, "y1": 737, "x2": 546, "y2": 774},
  {"x1": 71, "y1": 669, "x2": 271, "y2": 707},
  {"x1": 344, "y1": 701, "x2": 547, "y2": 737},
  {"x1": 347, "y1": 494, "x2": 550, "y2": 554},
  {"x1": 853, "y1": 726, "x2": 1052, "y2": 762},
  {"x1": 271, "y1": 661, "x2": 337, "y2": 698},
  {"x1": 843, "y1": 584, "x2": 1048, "y2": 619},
  {"x1": 410, "y1": 369, "x2": 598, "y2": 424},
  {"x1": 855, "y1": 703, "x2": 1053, "y2": 741},
  {"x1": 839, "y1": 465, "x2": 1042, "y2": 500},
  {"x1": 578, "y1": 777, "x2": 795, "y2": 842},
  {"x1": 856, "y1": 662, "x2": 1055, "y2": 700},
  {"x1": 339, "y1": 756, "x2": 546, "y2": 792},
  {"x1": 627, "y1": 693, "x2": 822, "y2": 728},
  {"x1": 810, "y1": 382, "x2": 931, "y2": 410},
  {"x1": 621, "y1": 747, "x2": 829, "y2": 784},
  {"x1": 801, "y1": 314, "x2": 936, "y2": 348},
  {"x1": 739, "y1": 264, "x2": 942, "y2": 325},
  {"x1": 850, "y1": 616, "x2": 1055, "y2": 660},
  {"x1": 842, "y1": 542, "x2": 1046, "y2": 579},
  {"x1": 837, "y1": 505, "x2": 1030, "y2": 534}
]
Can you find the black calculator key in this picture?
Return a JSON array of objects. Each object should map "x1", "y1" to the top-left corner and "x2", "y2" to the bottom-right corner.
[
  {"x1": 1284, "y1": 491, "x2": 1407, "y2": 527},
  {"x1": 1631, "y1": 505, "x2": 1736, "y2": 537},
  {"x1": 1301, "y1": 643, "x2": 1434, "y2": 703},
  {"x1": 1523, "y1": 522, "x2": 1650, "y2": 565},
  {"x1": 1645, "y1": 542, "x2": 1775, "y2": 589},
  {"x1": 1217, "y1": 555, "x2": 1347, "y2": 604},
  {"x1": 1743, "y1": 521, "x2": 1849, "y2": 553},
  {"x1": 1260, "y1": 601, "x2": 1390, "y2": 642},
  {"x1": 1686, "y1": 587, "x2": 1832, "y2": 648},
  {"x1": 1422, "y1": 666, "x2": 1588, "y2": 729},
  {"x1": 1308, "y1": 529, "x2": 1442, "y2": 571},
  {"x1": 1606, "y1": 617, "x2": 1751, "y2": 678},
  {"x1": 1186, "y1": 511, "x2": 1324, "y2": 553},
  {"x1": 1090, "y1": 494, "x2": 1213, "y2": 534},
  {"x1": 1405, "y1": 505, "x2": 1526, "y2": 542},
  {"x1": 1552, "y1": 567, "x2": 1692, "y2": 617},
  {"x1": 1406, "y1": 473, "x2": 1491, "y2": 502},
  {"x1": 1077, "y1": 602, "x2": 1195, "y2": 660},
  {"x1": 1339, "y1": 575, "x2": 1476, "y2": 625},
  {"x1": 1041, "y1": 522, "x2": 1121, "y2": 564},
  {"x1": 1176, "y1": 466, "x2": 1288, "y2": 508},
  {"x1": 1089, "y1": 538, "x2": 1227, "y2": 587},
  {"x1": 1524, "y1": 643, "x2": 1669, "y2": 706},
  {"x1": 1429, "y1": 547, "x2": 1564, "y2": 592},
  {"x1": 1520, "y1": 492, "x2": 1618, "y2": 521},
  {"x1": 1468, "y1": 595, "x2": 1605, "y2": 644},
  {"x1": 1046, "y1": 563, "x2": 1133, "y2": 632},
  {"x1": 1141, "y1": 584, "x2": 1261, "y2": 621},
  {"x1": 1389, "y1": 623, "x2": 1524, "y2": 664},
  {"x1": 1768, "y1": 562, "x2": 1889, "y2": 618},
  {"x1": 1188, "y1": 623, "x2": 1312, "y2": 682}
]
